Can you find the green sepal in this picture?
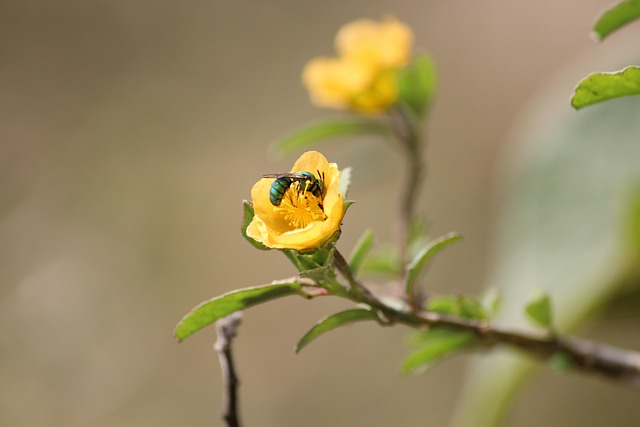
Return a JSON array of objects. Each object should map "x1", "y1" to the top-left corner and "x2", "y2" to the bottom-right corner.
[
  {"x1": 295, "y1": 307, "x2": 380, "y2": 353},
  {"x1": 396, "y1": 52, "x2": 438, "y2": 118},
  {"x1": 241, "y1": 200, "x2": 270, "y2": 250},
  {"x1": 571, "y1": 66, "x2": 640, "y2": 109},
  {"x1": 404, "y1": 232, "x2": 463, "y2": 297},
  {"x1": 348, "y1": 229, "x2": 375, "y2": 276},
  {"x1": 269, "y1": 118, "x2": 391, "y2": 157},
  {"x1": 174, "y1": 282, "x2": 303, "y2": 341},
  {"x1": 402, "y1": 327, "x2": 476, "y2": 374},
  {"x1": 593, "y1": 0, "x2": 640, "y2": 41},
  {"x1": 525, "y1": 292, "x2": 553, "y2": 329}
]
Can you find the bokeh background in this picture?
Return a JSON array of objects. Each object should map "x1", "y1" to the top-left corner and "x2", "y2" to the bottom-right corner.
[{"x1": 2, "y1": 1, "x2": 639, "y2": 426}]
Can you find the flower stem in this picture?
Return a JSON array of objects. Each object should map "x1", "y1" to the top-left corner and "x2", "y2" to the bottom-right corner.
[{"x1": 389, "y1": 107, "x2": 425, "y2": 268}]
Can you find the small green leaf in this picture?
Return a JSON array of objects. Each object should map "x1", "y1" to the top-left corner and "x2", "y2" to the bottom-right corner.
[
  {"x1": 404, "y1": 232, "x2": 463, "y2": 297},
  {"x1": 425, "y1": 294, "x2": 488, "y2": 320},
  {"x1": 593, "y1": 0, "x2": 640, "y2": 41},
  {"x1": 525, "y1": 293, "x2": 553, "y2": 329},
  {"x1": 295, "y1": 308, "x2": 379, "y2": 353},
  {"x1": 407, "y1": 217, "x2": 430, "y2": 251},
  {"x1": 241, "y1": 201, "x2": 270, "y2": 250},
  {"x1": 621, "y1": 183, "x2": 640, "y2": 254},
  {"x1": 348, "y1": 229, "x2": 375, "y2": 276},
  {"x1": 458, "y1": 295, "x2": 489, "y2": 321},
  {"x1": 426, "y1": 295, "x2": 461, "y2": 316},
  {"x1": 571, "y1": 66, "x2": 640, "y2": 109},
  {"x1": 175, "y1": 282, "x2": 302, "y2": 341},
  {"x1": 397, "y1": 52, "x2": 438, "y2": 118},
  {"x1": 360, "y1": 246, "x2": 401, "y2": 276},
  {"x1": 550, "y1": 352, "x2": 574, "y2": 373},
  {"x1": 270, "y1": 118, "x2": 390, "y2": 157},
  {"x1": 402, "y1": 328, "x2": 476, "y2": 374},
  {"x1": 483, "y1": 288, "x2": 502, "y2": 319}
]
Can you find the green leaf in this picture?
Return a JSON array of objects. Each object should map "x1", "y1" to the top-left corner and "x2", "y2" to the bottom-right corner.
[
  {"x1": 593, "y1": 0, "x2": 640, "y2": 41},
  {"x1": 426, "y1": 295, "x2": 461, "y2": 316},
  {"x1": 295, "y1": 308, "x2": 379, "y2": 353},
  {"x1": 621, "y1": 183, "x2": 640, "y2": 255},
  {"x1": 360, "y1": 246, "x2": 401, "y2": 276},
  {"x1": 348, "y1": 229, "x2": 375, "y2": 276},
  {"x1": 404, "y1": 232, "x2": 463, "y2": 296},
  {"x1": 402, "y1": 328, "x2": 476, "y2": 374},
  {"x1": 425, "y1": 295, "x2": 488, "y2": 320},
  {"x1": 571, "y1": 66, "x2": 640, "y2": 109},
  {"x1": 270, "y1": 118, "x2": 390, "y2": 157},
  {"x1": 550, "y1": 352, "x2": 573, "y2": 373},
  {"x1": 525, "y1": 293, "x2": 553, "y2": 329},
  {"x1": 241, "y1": 201, "x2": 270, "y2": 250},
  {"x1": 175, "y1": 282, "x2": 302, "y2": 341},
  {"x1": 397, "y1": 52, "x2": 438, "y2": 118},
  {"x1": 459, "y1": 295, "x2": 489, "y2": 321}
]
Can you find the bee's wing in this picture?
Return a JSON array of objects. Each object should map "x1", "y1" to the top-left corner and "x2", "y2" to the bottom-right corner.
[{"x1": 262, "y1": 173, "x2": 301, "y2": 179}]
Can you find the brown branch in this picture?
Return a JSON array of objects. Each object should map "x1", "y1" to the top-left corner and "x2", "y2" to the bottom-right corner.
[
  {"x1": 214, "y1": 312, "x2": 243, "y2": 427},
  {"x1": 332, "y1": 248, "x2": 640, "y2": 388}
]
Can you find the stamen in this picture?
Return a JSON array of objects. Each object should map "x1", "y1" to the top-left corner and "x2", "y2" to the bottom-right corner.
[{"x1": 276, "y1": 182, "x2": 327, "y2": 229}]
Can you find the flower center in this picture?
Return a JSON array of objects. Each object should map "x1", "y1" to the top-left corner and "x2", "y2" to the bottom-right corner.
[{"x1": 276, "y1": 181, "x2": 327, "y2": 229}]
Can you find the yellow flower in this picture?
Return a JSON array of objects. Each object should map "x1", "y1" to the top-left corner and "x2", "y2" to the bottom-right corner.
[
  {"x1": 246, "y1": 151, "x2": 346, "y2": 252},
  {"x1": 302, "y1": 17, "x2": 413, "y2": 113}
]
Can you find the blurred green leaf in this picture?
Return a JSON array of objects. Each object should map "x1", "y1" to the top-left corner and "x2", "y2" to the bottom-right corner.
[
  {"x1": 241, "y1": 201, "x2": 270, "y2": 250},
  {"x1": 593, "y1": 0, "x2": 640, "y2": 40},
  {"x1": 407, "y1": 216, "x2": 430, "y2": 254},
  {"x1": 622, "y1": 183, "x2": 640, "y2": 254},
  {"x1": 175, "y1": 282, "x2": 302, "y2": 341},
  {"x1": 525, "y1": 293, "x2": 553, "y2": 329},
  {"x1": 426, "y1": 295, "x2": 489, "y2": 320},
  {"x1": 453, "y1": 75, "x2": 640, "y2": 427},
  {"x1": 295, "y1": 308, "x2": 379, "y2": 353},
  {"x1": 402, "y1": 328, "x2": 476, "y2": 374},
  {"x1": 571, "y1": 66, "x2": 640, "y2": 109},
  {"x1": 360, "y1": 245, "x2": 401, "y2": 276},
  {"x1": 459, "y1": 295, "x2": 489, "y2": 321},
  {"x1": 426, "y1": 295, "x2": 461, "y2": 316},
  {"x1": 404, "y1": 232, "x2": 463, "y2": 297},
  {"x1": 397, "y1": 52, "x2": 438, "y2": 118},
  {"x1": 550, "y1": 352, "x2": 574, "y2": 373},
  {"x1": 348, "y1": 229, "x2": 375, "y2": 276},
  {"x1": 270, "y1": 118, "x2": 390, "y2": 157}
]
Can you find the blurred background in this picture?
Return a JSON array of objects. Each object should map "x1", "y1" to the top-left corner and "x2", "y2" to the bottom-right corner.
[{"x1": 2, "y1": 1, "x2": 639, "y2": 426}]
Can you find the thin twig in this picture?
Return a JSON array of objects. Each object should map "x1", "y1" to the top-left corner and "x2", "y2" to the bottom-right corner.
[
  {"x1": 214, "y1": 312, "x2": 243, "y2": 427},
  {"x1": 331, "y1": 248, "x2": 640, "y2": 388}
]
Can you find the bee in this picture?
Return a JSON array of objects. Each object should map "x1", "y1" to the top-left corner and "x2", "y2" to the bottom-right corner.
[{"x1": 263, "y1": 171, "x2": 326, "y2": 206}]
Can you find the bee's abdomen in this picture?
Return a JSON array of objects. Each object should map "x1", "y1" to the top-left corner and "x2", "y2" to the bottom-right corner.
[{"x1": 269, "y1": 178, "x2": 292, "y2": 206}]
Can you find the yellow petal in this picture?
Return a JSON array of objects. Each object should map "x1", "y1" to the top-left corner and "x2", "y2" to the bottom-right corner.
[
  {"x1": 336, "y1": 17, "x2": 413, "y2": 69},
  {"x1": 302, "y1": 57, "x2": 373, "y2": 109}
]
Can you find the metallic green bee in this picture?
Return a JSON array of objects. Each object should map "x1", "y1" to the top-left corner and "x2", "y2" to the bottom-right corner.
[{"x1": 263, "y1": 171, "x2": 326, "y2": 206}]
